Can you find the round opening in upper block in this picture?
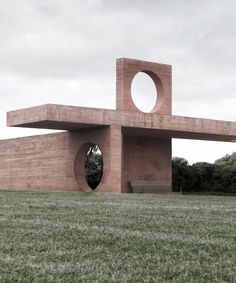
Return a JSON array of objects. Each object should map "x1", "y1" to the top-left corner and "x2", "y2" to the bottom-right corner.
[
  {"x1": 131, "y1": 72, "x2": 157, "y2": 113},
  {"x1": 84, "y1": 144, "x2": 103, "y2": 190}
]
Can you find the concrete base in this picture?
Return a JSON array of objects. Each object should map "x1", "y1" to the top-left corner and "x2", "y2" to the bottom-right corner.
[
  {"x1": 0, "y1": 126, "x2": 172, "y2": 193},
  {"x1": 0, "y1": 128, "x2": 122, "y2": 192}
]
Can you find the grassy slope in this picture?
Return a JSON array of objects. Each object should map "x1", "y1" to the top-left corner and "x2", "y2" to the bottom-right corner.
[{"x1": 0, "y1": 190, "x2": 235, "y2": 283}]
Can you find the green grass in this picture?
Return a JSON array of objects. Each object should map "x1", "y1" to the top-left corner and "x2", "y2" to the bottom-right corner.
[{"x1": 0, "y1": 190, "x2": 235, "y2": 282}]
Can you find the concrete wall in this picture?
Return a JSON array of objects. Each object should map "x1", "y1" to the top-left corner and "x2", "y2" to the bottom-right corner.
[
  {"x1": 69, "y1": 125, "x2": 123, "y2": 193},
  {"x1": 122, "y1": 135, "x2": 172, "y2": 192},
  {"x1": 0, "y1": 132, "x2": 71, "y2": 191},
  {"x1": 0, "y1": 127, "x2": 123, "y2": 192}
]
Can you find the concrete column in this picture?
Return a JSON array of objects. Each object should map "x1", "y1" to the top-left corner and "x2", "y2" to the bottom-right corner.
[{"x1": 109, "y1": 125, "x2": 123, "y2": 193}]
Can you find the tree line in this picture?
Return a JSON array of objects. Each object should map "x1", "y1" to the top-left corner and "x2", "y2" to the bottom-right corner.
[{"x1": 172, "y1": 152, "x2": 236, "y2": 194}]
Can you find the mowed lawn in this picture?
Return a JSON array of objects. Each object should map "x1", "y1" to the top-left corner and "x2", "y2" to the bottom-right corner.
[{"x1": 0, "y1": 191, "x2": 235, "y2": 283}]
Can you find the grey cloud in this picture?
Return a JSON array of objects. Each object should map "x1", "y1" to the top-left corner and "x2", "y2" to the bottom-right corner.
[
  {"x1": 0, "y1": 0, "x2": 235, "y2": 161},
  {"x1": 0, "y1": 0, "x2": 235, "y2": 99}
]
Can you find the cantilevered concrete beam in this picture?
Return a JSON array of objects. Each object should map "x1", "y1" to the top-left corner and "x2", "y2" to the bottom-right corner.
[{"x1": 7, "y1": 104, "x2": 236, "y2": 142}]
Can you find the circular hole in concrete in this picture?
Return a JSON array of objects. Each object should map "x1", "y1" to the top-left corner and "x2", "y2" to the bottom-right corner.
[
  {"x1": 131, "y1": 72, "x2": 157, "y2": 113},
  {"x1": 84, "y1": 144, "x2": 103, "y2": 190}
]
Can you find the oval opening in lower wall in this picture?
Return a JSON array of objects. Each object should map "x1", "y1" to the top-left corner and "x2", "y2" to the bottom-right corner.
[{"x1": 84, "y1": 144, "x2": 103, "y2": 190}]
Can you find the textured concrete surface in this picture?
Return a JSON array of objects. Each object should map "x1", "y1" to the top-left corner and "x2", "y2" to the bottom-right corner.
[
  {"x1": 0, "y1": 127, "x2": 122, "y2": 192},
  {"x1": 1, "y1": 57, "x2": 236, "y2": 193},
  {"x1": 116, "y1": 58, "x2": 172, "y2": 114},
  {"x1": 123, "y1": 136, "x2": 172, "y2": 193}
]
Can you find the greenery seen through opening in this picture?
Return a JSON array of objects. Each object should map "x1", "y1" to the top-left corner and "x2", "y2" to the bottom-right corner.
[{"x1": 85, "y1": 144, "x2": 103, "y2": 190}]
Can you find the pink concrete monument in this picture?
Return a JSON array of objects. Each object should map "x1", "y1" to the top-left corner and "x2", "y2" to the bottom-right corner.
[{"x1": 0, "y1": 58, "x2": 236, "y2": 193}]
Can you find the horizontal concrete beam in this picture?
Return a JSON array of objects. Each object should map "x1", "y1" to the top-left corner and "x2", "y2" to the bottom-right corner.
[{"x1": 7, "y1": 104, "x2": 236, "y2": 142}]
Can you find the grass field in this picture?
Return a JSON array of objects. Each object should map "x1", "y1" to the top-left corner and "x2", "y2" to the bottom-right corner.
[{"x1": 0, "y1": 190, "x2": 235, "y2": 282}]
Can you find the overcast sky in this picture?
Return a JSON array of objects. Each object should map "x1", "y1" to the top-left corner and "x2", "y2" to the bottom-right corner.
[{"x1": 0, "y1": 0, "x2": 235, "y2": 164}]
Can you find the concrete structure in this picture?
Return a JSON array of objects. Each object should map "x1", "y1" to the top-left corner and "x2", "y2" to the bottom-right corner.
[{"x1": 0, "y1": 58, "x2": 236, "y2": 192}]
